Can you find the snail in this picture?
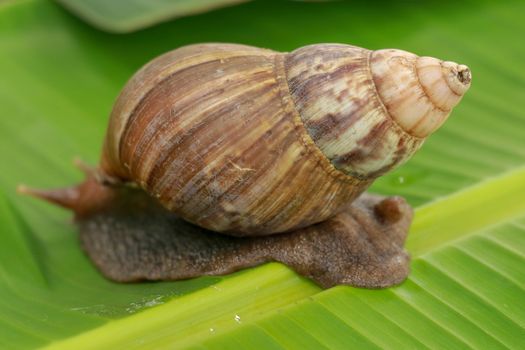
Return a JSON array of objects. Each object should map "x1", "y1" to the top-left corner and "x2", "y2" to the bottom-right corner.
[{"x1": 20, "y1": 43, "x2": 471, "y2": 288}]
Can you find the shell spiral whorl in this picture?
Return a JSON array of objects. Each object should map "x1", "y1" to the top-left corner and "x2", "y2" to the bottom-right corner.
[
  {"x1": 285, "y1": 44, "x2": 471, "y2": 178},
  {"x1": 100, "y1": 43, "x2": 470, "y2": 236}
]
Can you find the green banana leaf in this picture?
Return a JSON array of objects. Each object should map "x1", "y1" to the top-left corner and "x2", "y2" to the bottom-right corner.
[
  {"x1": 54, "y1": 0, "x2": 251, "y2": 33},
  {"x1": 1, "y1": 0, "x2": 524, "y2": 349}
]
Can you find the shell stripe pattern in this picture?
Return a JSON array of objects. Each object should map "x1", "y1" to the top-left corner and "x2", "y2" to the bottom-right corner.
[
  {"x1": 284, "y1": 44, "x2": 424, "y2": 179},
  {"x1": 102, "y1": 44, "x2": 370, "y2": 234}
]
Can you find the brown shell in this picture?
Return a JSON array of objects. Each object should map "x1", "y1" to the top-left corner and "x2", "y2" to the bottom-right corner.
[
  {"x1": 284, "y1": 44, "x2": 424, "y2": 178},
  {"x1": 99, "y1": 43, "x2": 470, "y2": 236},
  {"x1": 101, "y1": 43, "x2": 370, "y2": 235}
]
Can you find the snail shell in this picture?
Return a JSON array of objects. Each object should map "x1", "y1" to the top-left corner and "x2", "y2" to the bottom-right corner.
[{"x1": 100, "y1": 43, "x2": 471, "y2": 236}]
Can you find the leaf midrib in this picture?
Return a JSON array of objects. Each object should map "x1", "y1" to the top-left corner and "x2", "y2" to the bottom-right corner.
[
  {"x1": 408, "y1": 165, "x2": 525, "y2": 256},
  {"x1": 41, "y1": 165, "x2": 525, "y2": 349}
]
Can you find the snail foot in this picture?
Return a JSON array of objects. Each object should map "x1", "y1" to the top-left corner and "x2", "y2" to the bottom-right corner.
[{"x1": 77, "y1": 185, "x2": 412, "y2": 289}]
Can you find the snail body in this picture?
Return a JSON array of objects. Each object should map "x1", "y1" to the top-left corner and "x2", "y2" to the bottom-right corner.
[
  {"x1": 100, "y1": 43, "x2": 470, "y2": 235},
  {"x1": 22, "y1": 43, "x2": 471, "y2": 288}
]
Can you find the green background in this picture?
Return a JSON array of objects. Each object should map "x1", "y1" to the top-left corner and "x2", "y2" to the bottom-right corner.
[{"x1": 0, "y1": 0, "x2": 524, "y2": 348}]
